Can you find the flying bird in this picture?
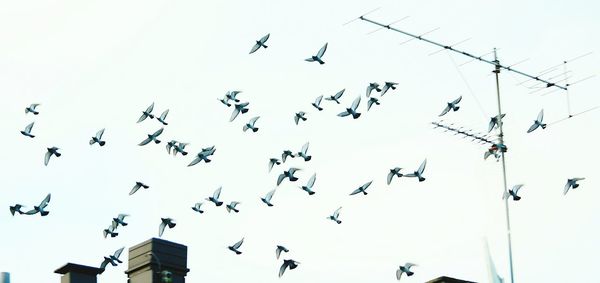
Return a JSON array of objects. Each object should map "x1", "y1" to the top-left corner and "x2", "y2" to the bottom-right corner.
[
  {"x1": 226, "y1": 91, "x2": 242, "y2": 102},
  {"x1": 44, "y1": 147, "x2": 61, "y2": 166},
  {"x1": 294, "y1": 112, "x2": 307, "y2": 125},
  {"x1": 112, "y1": 214, "x2": 129, "y2": 228},
  {"x1": 337, "y1": 96, "x2": 362, "y2": 119},
  {"x1": 206, "y1": 187, "x2": 224, "y2": 206},
  {"x1": 188, "y1": 146, "x2": 216, "y2": 166},
  {"x1": 488, "y1": 114, "x2": 506, "y2": 132},
  {"x1": 396, "y1": 263, "x2": 417, "y2": 280},
  {"x1": 129, "y1": 182, "x2": 149, "y2": 195},
  {"x1": 137, "y1": 102, "x2": 155, "y2": 123},
  {"x1": 228, "y1": 238, "x2": 244, "y2": 255},
  {"x1": 279, "y1": 259, "x2": 300, "y2": 278},
  {"x1": 99, "y1": 247, "x2": 125, "y2": 270},
  {"x1": 20, "y1": 122, "x2": 35, "y2": 138},
  {"x1": 405, "y1": 159, "x2": 427, "y2": 182},
  {"x1": 166, "y1": 140, "x2": 177, "y2": 154},
  {"x1": 268, "y1": 158, "x2": 281, "y2": 172},
  {"x1": 366, "y1": 82, "x2": 381, "y2": 97},
  {"x1": 300, "y1": 173, "x2": 316, "y2": 195},
  {"x1": 158, "y1": 218, "x2": 176, "y2": 237},
  {"x1": 226, "y1": 201, "x2": 241, "y2": 213},
  {"x1": 367, "y1": 97, "x2": 380, "y2": 111},
  {"x1": 328, "y1": 207, "x2": 342, "y2": 224},
  {"x1": 89, "y1": 128, "x2": 106, "y2": 146},
  {"x1": 349, "y1": 180, "x2": 373, "y2": 196},
  {"x1": 157, "y1": 109, "x2": 169, "y2": 125},
  {"x1": 243, "y1": 116, "x2": 260, "y2": 132},
  {"x1": 503, "y1": 184, "x2": 524, "y2": 201},
  {"x1": 218, "y1": 96, "x2": 232, "y2": 107},
  {"x1": 191, "y1": 202, "x2": 205, "y2": 214},
  {"x1": 282, "y1": 150, "x2": 295, "y2": 162},
  {"x1": 526, "y1": 109, "x2": 546, "y2": 133},
  {"x1": 439, "y1": 96, "x2": 462, "y2": 116},
  {"x1": 172, "y1": 142, "x2": 189, "y2": 156},
  {"x1": 261, "y1": 189, "x2": 276, "y2": 207},
  {"x1": 564, "y1": 178, "x2": 585, "y2": 195},
  {"x1": 230, "y1": 102, "x2": 250, "y2": 122},
  {"x1": 297, "y1": 142, "x2": 311, "y2": 161},
  {"x1": 103, "y1": 225, "x2": 119, "y2": 238},
  {"x1": 9, "y1": 204, "x2": 25, "y2": 216},
  {"x1": 276, "y1": 245, "x2": 289, "y2": 259},
  {"x1": 249, "y1": 33, "x2": 270, "y2": 54},
  {"x1": 311, "y1": 95, "x2": 324, "y2": 111},
  {"x1": 324, "y1": 89, "x2": 345, "y2": 104},
  {"x1": 25, "y1": 104, "x2": 40, "y2": 115},
  {"x1": 305, "y1": 43, "x2": 328, "y2": 64},
  {"x1": 387, "y1": 167, "x2": 404, "y2": 185},
  {"x1": 138, "y1": 128, "x2": 164, "y2": 146},
  {"x1": 380, "y1": 82, "x2": 398, "y2": 96},
  {"x1": 23, "y1": 193, "x2": 51, "y2": 216},
  {"x1": 277, "y1": 168, "x2": 300, "y2": 186}
]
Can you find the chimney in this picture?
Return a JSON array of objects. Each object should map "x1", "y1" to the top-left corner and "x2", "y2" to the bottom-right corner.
[
  {"x1": 54, "y1": 263, "x2": 103, "y2": 283},
  {"x1": 126, "y1": 238, "x2": 190, "y2": 283},
  {"x1": 0, "y1": 272, "x2": 9, "y2": 283}
]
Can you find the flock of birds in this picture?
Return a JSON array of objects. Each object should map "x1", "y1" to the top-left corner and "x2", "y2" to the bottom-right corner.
[{"x1": 9, "y1": 31, "x2": 588, "y2": 282}]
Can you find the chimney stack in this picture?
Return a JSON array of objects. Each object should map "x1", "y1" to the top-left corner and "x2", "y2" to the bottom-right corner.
[
  {"x1": 54, "y1": 263, "x2": 103, "y2": 283},
  {"x1": 0, "y1": 272, "x2": 9, "y2": 283},
  {"x1": 126, "y1": 238, "x2": 189, "y2": 283}
]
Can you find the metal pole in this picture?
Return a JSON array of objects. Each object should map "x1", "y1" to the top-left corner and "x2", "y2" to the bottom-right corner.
[{"x1": 493, "y1": 48, "x2": 515, "y2": 283}]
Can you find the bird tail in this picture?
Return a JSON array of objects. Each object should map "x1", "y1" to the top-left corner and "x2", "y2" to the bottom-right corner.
[
  {"x1": 216, "y1": 201, "x2": 223, "y2": 206},
  {"x1": 236, "y1": 251, "x2": 242, "y2": 255},
  {"x1": 99, "y1": 141, "x2": 106, "y2": 146},
  {"x1": 352, "y1": 113, "x2": 361, "y2": 119},
  {"x1": 290, "y1": 177, "x2": 299, "y2": 181},
  {"x1": 318, "y1": 59, "x2": 325, "y2": 65},
  {"x1": 33, "y1": 111, "x2": 39, "y2": 115},
  {"x1": 182, "y1": 151, "x2": 188, "y2": 156},
  {"x1": 514, "y1": 196, "x2": 521, "y2": 201},
  {"x1": 55, "y1": 152, "x2": 62, "y2": 157},
  {"x1": 308, "y1": 191, "x2": 315, "y2": 195},
  {"x1": 168, "y1": 223, "x2": 176, "y2": 228},
  {"x1": 253, "y1": 128, "x2": 259, "y2": 132},
  {"x1": 241, "y1": 109, "x2": 249, "y2": 114},
  {"x1": 336, "y1": 220, "x2": 342, "y2": 224},
  {"x1": 363, "y1": 191, "x2": 368, "y2": 195},
  {"x1": 111, "y1": 232, "x2": 119, "y2": 238},
  {"x1": 418, "y1": 177, "x2": 426, "y2": 182},
  {"x1": 453, "y1": 106, "x2": 460, "y2": 111},
  {"x1": 40, "y1": 211, "x2": 49, "y2": 216},
  {"x1": 89, "y1": 139, "x2": 95, "y2": 145},
  {"x1": 541, "y1": 123, "x2": 547, "y2": 129},
  {"x1": 154, "y1": 139, "x2": 161, "y2": 144},
  {"x1": 407, "y1": 271, "x2": 414, "y2": 276},
  {"x1": 103, "y1": 230, "x2": 108, "y2": 238},
  {"x1": 304, "y1": 156, "x2": 312, "y2": 161},
  {"x1": 573, "y1": 184, "x2": 579, "y2": 189}
]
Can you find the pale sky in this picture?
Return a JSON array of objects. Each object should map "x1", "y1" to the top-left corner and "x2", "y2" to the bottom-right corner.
[{"x1": 1, "y1": 1, "x2": 599, "y2": 282}]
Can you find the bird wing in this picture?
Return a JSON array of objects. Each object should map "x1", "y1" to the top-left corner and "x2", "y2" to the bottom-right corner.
[
  {"x1": 417, "y1": 159, "x2": 427, "y2": 174},
  {"x1": 307, "y1": 173, "x2": 316, "y2": 188},
  {"x1": 152, "y1": 128, "x2": 164, "y2": 137},
  {"x1": 381, "y1": 85, "x2": 390, "y2": 96},
  {"x1": 294, "y1": 115, "x2": 300, "y2": 125},
  {"x1": 129, "y1": 183, "x2": 141, "y2": 195},
  {"x1": 316, "y1": 43, "x2": 328, "y2": 58},
  {"x1": 387, "y1": 171, "x2": 395, "y2": 185},
  {"x1": 213, "y1": 187, "x2": 222, "y2": 199},
  {"x1": 44, "y1": 150, "x2": 52, "y2": 166},
  {"x1": 100, "y1": 259, "x2": 110, "y2": 270},
  {"x1": 367, "y1": 98, "x2": 375, "y2": 110},
  {"x1": 301, "y1": 142, "x2": 309, "y2": 154},
  {"x1": 573, "y1": 177, "x2": 585, "y2": 181},
  {"x1": 563, "y1": 181, "x2": 571, "y2": 195},
  {"x1": 276, "y1": 247, "x2": 283, "y2": 259},
  {"x1": 268, "y1": 159, "x2": 276, "y2": 172},
  {"x1": 158, "y1": 221, "x2": 167, "y2": 237},
  {"x1": 249, "y1": 116, "x2": 260, "y2": 125},
  {"x1": 96, "y1": 128, "x2": 105, "y2": 139},
  {"x1": 351, "y1": 96, "x2": 361, "y2": 110},
  {"x1": 337, "y1": 111, "x2": 350, "y2": 117},
  {"x1": 118, "y1": 214, "x2": 128, "y2": 221},
  {"x1": 233, "y1": 238, "x2": 244, "y2": 249},
  {"x1": 349, "y1": 188, "x2": 362, "y2": 195},
  {"x1": 113, "y1": 247, "x2": 125, "y2": 259},
  {"x1": 405, "y1": 262, "x2": 417, "y2": 268},
  {"x1": 249, "y1": 43, "x2": 261, "y2": 54},
  {"x1": 137, "y1": 113, "x2": 148, "y2": 123},
  {"x1": 230, "y1": 108, "x2": 241, "y2": 122},
  {"x1": 452, "y1": 96, "x2": 463, "y2": 104},
  {"x1": 333, "y1": 207, "x2": 342, "y2": 218},
  {"x1": 277, "y1": 174, "x2": 286, "y2": 186},
  {"x1": 537, "y1": 109, "x2": 544, "y2": 122},
  {"x1": 315, "y1": 95, "x2": 323, "y2": 105},
  {"x1": 188, "y1": 156, "x2": 201, "y2": 167},
  {"x1": 288, "y1": 168, "x2": 300, "y2": 174},
  {"x1": 305, "y1": 57, "x2": 315, "y2": 62},
  {"x1": 361, "y1": 180, "x2": 373, "y2": 190},
  {"x1": 439, "y1": 105, "x2": 451, "y2": 116},
  {"x1": 146, "y1": 102, "x2": 155, "y2": 113},
  {"x1": 513, "y1": 184, "x2": 523, "y2": 194},
  {"x1": 25, "y1": 122, "x2": 34, "y2": 133},
  {"x1": 526, "y1": 122, "x2": 539, "y2": 133},
  {"x1": 260, "y1": 33, "x2": 270, "y2": 43},
  {"x1": 488, "y1": 119, "x2": 496, "y2": 132},
  {"x1": 39, "y1": 193, "x2": 51, "y2": 208},
  {"x1": 138, "y1": 136, "x2": 152, "y2": 146},
  {"x1": 279, "y1": 261, "x2": 289, "y2": 278},
  {"x1": 396, "y1": 269, "x2": 403, "y2": 280},
  {"x1": 265, "y1": 189, "x2": 276, "y2": 201},
  {"x1": 334, "y1": 89, "x2": 345, "y2": 99},
  {"x1": 159, "y1": 109, "x2": 169, "y2": 120}
]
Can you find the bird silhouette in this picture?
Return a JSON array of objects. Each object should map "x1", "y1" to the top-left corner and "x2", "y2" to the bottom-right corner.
[
  {"x1": 275, "y1": 245, "x2": 289, "y2": 259},
  {"x1": 387, "y1": 167, "x2": 404, "y2": 185},
  {"x1": 405, "y1": 159, "x2": 427, "y2": 182},
  {"x1": 228, "y1": 238, "x2": 244, "y2": 255},
  {"x1": 297, "y1": 142, "x2": 311, "y2": 161},
  {"x1": 488, "y1": 114, "x2": 506, "y2": 132},
  {"x1": 25, "y1": 104, "x2": 41, "y2": 115},
  {"x1": 23, "y1": 193, "x2": 51, "y2": 216},
  {"x1": 99, "y1": 247, "x2": 125, "y2": 270},
  {"x1": 312, "y1": 95, "x2": 324, "y2": 111},
  {"x1": 9, "y1": 204, "x2": 25, "y2": 216},
  {"x1": 279, "y1": 259, "x2": 300, "y2": 278},
  {"x1": 157, "y1": 109, "x2": 169, "y2": 125},
  {"x1": 249, "y1": 33, "x2": 270, "y2": 54},
  {"x1": 527, "y1": 109, "x2": 546, "y2": 133},
  {"x1": 300, "y1": 173, "x2": 316, "y2": 195},
  {"x1": 338, "y1": 96, "x2": 362, "y2": 119},
  {"x1": 349, "y1": 181, "x2": 373, "y2": 196},
  {"x1": 366, "y1": 82, "x2": 382, "y2": 97},
  {"x1": 112, "y1": 214, "x2": 129, "y2": 228},
  {"x1": 564, "y1": 178, "x2": 585, "y2": 195},
  {"x1": 277, "y1": 168, "x2": 300, "y2": 186},
  {"x1": 192, "y1": 202, "x2": 205, "y2": 214},
  {"x1": 243, "y1": 116, "x2": 260, "y2": 132},
  {"x1": 137, "y1": 103, "x2": 155, "y2": 123},
  {"x1": 226, "y1": 201, "x2": 241, "y2": 213},
  {"x1": 261, "y1": 189, "x2": 276, "y2": 207},
  {"x1": 20, "y1": 122, "x2": 35, "y2": 138},
  {"x1": 380, "y1": 82, "x2": 398, "y2": 96},
  {"x1": 294, "y1": 112, "x2": 307, "y2": 125},
  {"x1": 367, "y1": 97, "x2": 380, "y2": 111},
  {"x1": 129, "y1": 182, "x2": 149, "y2": 195},
  {"x1": 103, "y1": 225, "x2": 119, "y2": 238},
  {"x1": 503, "y1": 184, "x2": 524, "y2": 201},
  {"x1": 188, "y1": 146, "x2": 216, "y2": 166},
  {"x1": 158, "y1": 218, "x2": 176, "y2": 237},
  {"x1": 268, "y1": 158, "x2": 282, "y2": 172},
  {"x1": 89, "y1": 128, "x2": 106, "y2": 146},
  {"x1": 138, "y1": 128, "x2": 164, "y2": 146},
  {"x1": 439, "y1": 96, "x2": 462, "y2": 116},
  {"x1": 282, "y1": 150, "x2": 296, "y2": 162},
  {"x1": 396, "y1": 263, "x2": 417, "y2": 280},
  {"x1": 305, "y1": 43, "x2": 328, "y2": 64},
  {"x1": 328, "y1": 207, "x2": 342, "y2": 224},
  {"x1": 44, "y1": 147, "x2": 61, "y2": 166},
  {"x1": 230, "y1": 102, "x2": 250, "y2": 122},
  {"x1": 206, "y1": 187, "x2": 224, "y2": 206},
  {"x1": 324, "y1": 89, "x2": 345, "y2": 104}
]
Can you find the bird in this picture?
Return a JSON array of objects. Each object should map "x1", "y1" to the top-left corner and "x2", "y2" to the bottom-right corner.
[
  {"x1": 367, "y1": 97, "x2": 380, "y2": 111},
  {"x1": 206, "y1": 187, "x2": 224, "y2": 206},
  {"x1": 387, "y1": 167, "x2": 404, "y2": 185},
  {"x1": 305, "y1": 43, "x2": 328, "y2": 64},
  {"x1": 268, "y1": 158, "x2": 281, "y2": 172},
  {"x1": 112, "y1": 214, "x2": 129, "y2": 228},
  {"x1": 89, "y1": 128, "x2": 106, "y2": 146},
  {"x1": 380, "y1": 82, "x2": 398, "y2": 96},
  {"x1": 188, "y1": 146, "x2": 216, "y2": 166},
  {"x1": 396, "y1": 263, "x2": 417, "y2": 280},
  {"x1": 243, "y1": 116, "x2": 260, "y2": 132},
  {"x1": 405, "y1": 159, "x2": 427, "y2": 182},
  {"x1": 23, "y1": 193, "x2": 51, "y2": 216},
  {"x1": 20, "y1": 122, "x2": 35, "y2": 138},
  {"x1": 9, "y1": 204, "x2": 25, "y2": 216},
  {"x1": 226, "y1": 201, "x2": 241, "y2": 213},
  {"x1": 526, "y1": 109, "x2": 546, "y2": 133},
  {"x1": 349, "y1": 181, "x2": 373, "y2": 196},
  {"x1": 44, "y1": 147, "x2": 61, "y2": 166},
  {"x1": 230, "y1": 102, "x2": 250, "y2": 122},
  {"x1": 324, "y1": 89, "x2": 345, "y2": 104},
  {"x1": 300, "y1": 173, "x2": 316, "y2": 195},
  {"x1": 218, "y1": 96, "x2": 232, "y2": 107},
  {"x1": 172, "y1": 142, "x2": 189, "y2": 156},
  {"x1": 366, "y1": 82, "x2": 382, "y2": 97},
  {"x1": 166, "y1": 140, "x2": 177, "y2": 154},
  {"x1": 261, "y1": 189, "x2": 276, "y2": 207},
  {"x1": 191, "y1": 202, "x2": 204, "y2": 214},
  {"x1": 279, "y1": 259, "x2": 300, "y2": 278},
  {"x1": 157, "y1": 109, "x2": 169, "y2": 125},
  {"x1": 294, "y1": 112, "x2": 307, "y2": 125},
  {"x1": 311, "y1": 95, "x2": 324, "y2": 111},
  {"x1": 137, "y1": 102, "x2": 155, "y2": 123},
  {"x1": 337, "y1": 96, "x2": 362, "y2": 119},
  {"x1": 103, "y1": 225, "x2": 119, "y2": 238},
  {"x1": 226, "y1": 91, "x2": 242, "y2": 102},
  {"x1": 25, "y1": 103, "x2": 41, "y2": 115},
  {"x1": 228, "y1": 238, "x2": 244, "y2": 255},
  {"x1": 503, "y1": 184, "x2": 524, "y2": 201},
  {"x1": 328, "y1": 207, "x2": 342, "y2": 224},
  {"x1": 249, "y1": 33, "x2": 270, "y2": 54},
  {"x1": 276, "y1": 245, "x2": 289, "y2": 259},
  {"x1": 138, "y1": 128, "x2": 164, "y2": 146},
  {"x1": 277, "y1": 168, "x2": 300, "y2": 186},
  {"x1": 129, "y1": 182, "x2": 149, "y2": 195},
  {"x1": 488, "y1": 114, "x2": 506, "y2": 132},
  {"x1": 282, "y1": 150, "x2": 295, "y2": 162},
  {"x1": 297, "y1": 142, "x2": 311, "y2": 161},
  {"x1": 564, "y1": 178, "x2": 585, "y2": 195},
  {"x1": 158, "y1": 218, "x2": 176, "y2": 237},
  {"x1": 439, "y1": 96, "x2": 462, "y2": 116},
  {"x1": 99, "y1": 247, "x2": 125, "y2": 270}
]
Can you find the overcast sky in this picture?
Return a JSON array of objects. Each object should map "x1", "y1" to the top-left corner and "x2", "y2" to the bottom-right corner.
[{"x1": 1, "y1": 0, "x2": 599, "y2": 282}]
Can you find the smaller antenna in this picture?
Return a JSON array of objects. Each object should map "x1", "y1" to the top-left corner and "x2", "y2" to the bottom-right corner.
[
  {"x1": 342, "y1": 7, "x2": 381, "y2": 26},
  {"x1": 365, "y1": 16, "x2": 410, "y2": 35},
  {"x1": 428, "y1": 38, "x2": 472, "y2": 56},
  {"x1": 398, "y1": 27, "x2": 440, "y2": 46}
]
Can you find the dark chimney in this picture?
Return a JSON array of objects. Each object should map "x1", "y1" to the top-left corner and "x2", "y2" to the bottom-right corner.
[
  {"x1": 426, "y1": 276, "x2": 477, "y2": 283},
  {"x1": 125, "y1": 238, "x2": 189, "y2": 283},
  {"x1": 54, "y1": 263, "x2": 103, "y2": 283}
]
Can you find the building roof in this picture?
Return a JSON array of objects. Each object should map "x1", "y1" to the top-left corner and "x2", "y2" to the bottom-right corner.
[{"x1": 54, "y1": 263, "x2": 104, "y2": 275}]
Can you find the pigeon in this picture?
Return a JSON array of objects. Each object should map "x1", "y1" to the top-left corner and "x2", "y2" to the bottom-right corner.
[
  {"x1": 282, "y1": 150, "x2": 295, "y2": 162},
  {"x1": 89, "y1": 128, "x2": 106, "y2": 146},
  {"x1": 157, "y1": 109, "x2": 169, "y2": 125},
  {"x1": 439, "y1": 96, "x2": 462, "y2": 116},
  {"x1": 275, "y1": 245, "x2": 289, "y2": 259},
  {"x1": 279, "y1": 259, "x2": 300, "y2": 278},
  {"x1": 99, "y1": 247, "x2": 125, "y2": 270},
  {"x1": 25, "y1": 103, "x2": 40, "y2": 115},
  {"x1": 300, "y1": 173, "x2": 316, "y2": 195},
  {"x1": 158, "y1": 218, "x2": 176, "y2": 237},
  {"x1": 526, "y1": 109, "x2": 546, "y2": 133},
  {"x1": 503, "y1": 184, "x2": 524, "y2": 201},
  {"x1": 268, "y1": 158, "x2": 281, "y2": 172},
  {"x1": 249, "y1": 33, "x2": 270, "y2": 54},
  {"x1": 112, "y1": 214, "x2": 129, "y2": 228},
  {"x1": 226, "y1": 91, "x2": 242, "y2": 102},
  {"x1": 387, "y1": 167, "x2": 404, "y2": 185},
  {"x1": 191, "y1": 202, "x2": 205, "y2": 214},
  {"x1": 166, "y1": 140, "x2": 177, "y2": 154},
  {"x1": 488, "y1": 114, "x2": 506, "y2": 132},
  {"x1": 173, "y1": 142, "x2": 189, "y2": 156},
  {"x1": 138, "y1": 128, "x2": 164, "y2": 146},
  {"x1": 9, "y1": 204, "x2": 25, "y2": 216},
  {"x1": 294, "y1": 112, "x2": 307, "y2": 125},
  {"x1": 405, "y1": 159, "x2": 427, "y2": 182},
  {"x1": 20, "y1": 122, "x2": 35, "y2": 138},
  {"x1": 366, "y1": 82, "x2": 382, "y2": 97},
  {"x1": 243, "y1": 116, "x2": 260, "y2": 132},
  {"x1": 484, "y1": 145, "x2": 501, "y2": 161},
  {"x1": 396, "y1": 263, "x2": 417, "y2": 280},
  {"x1": 305, "y1": 43, "x2": 328, "y2": 64},
  {"x1": 380, "y1": 82, "x2": 398, "y2": 96},
  {"x1": 206, "y1": 187, "x2": 224, "y2": 206},
  {"x1": 324, "y1": 89, "x2": 345, "y2": 104},
  {"x1": 228, "y1": 238, "x2": 244, "y2": 255},
  {"x1": 137, "y1": 103, "x2": 155, "y2": 123},
  {"x1": 261, "y1": 189, "x2": 276, "y2": 207},
  {"x1": 230, "y1": 102, "x2": 250, "y2": 122},
  {"x1": 328, "y1": 207, "x2": 342, "y2": 224},
  {"x1": 564, "y1": 178, "x2": 585, "y2": 195},
  {"x1": 129, "y1": 182, "x2": 149, "y2": 195},
  {"x1": 44, "y1": 147, "x2": 61, "y2": 166},
  {"x1": 297, "y1": 142, "x2": 311, "y2": 161},
  {"x1": 337, "y1": 96, "x2": 362, "y2": 119},
  {"x1": 311, "y1": 95, "x2": 324, "y2": 111},
  {"x1": 349, "y1": 181, "x2": 373, "y2": 196},
  {"x1": 188, "y1": 146, "x2": 216, "y2": 166},
  {"x1": 277, "y1": 168, "x2": 300, "y2": 186},
  {"x1": 103, "y1": 225, "x2": 119, "y2": 238},
  {"x1": 226, "y1": 201, "x2": 241, "y2": 213},
  {"x1": 218, "y1": 96, "x2": 232, "y2": 107},
  {"x1": 23, "y1": 193, "x2": 51, "y2": 216},
  {"x1": 367, "y1": 97, "x2": 380, "y2": 111}
]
